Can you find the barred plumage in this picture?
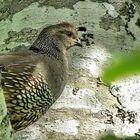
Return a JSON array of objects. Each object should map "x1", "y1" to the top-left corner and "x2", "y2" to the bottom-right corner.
[{"x1": 0, "y1": 22, "x2": 81, "y2": 132}]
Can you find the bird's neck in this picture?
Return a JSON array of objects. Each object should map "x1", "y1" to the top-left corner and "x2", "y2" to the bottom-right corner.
[
  {"x1": 29, "y1": 35, "x2": 67, "y2": 62},
  {"x1": 41, "y1": 48, "x2": 68, "y2": 100},
  {"x1": 29, "y1": 35, "x2": 69, "y2": 75}
]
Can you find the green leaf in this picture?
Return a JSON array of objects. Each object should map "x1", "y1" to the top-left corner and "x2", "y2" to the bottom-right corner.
[
  {"x1": 99, "y1": 134, "x2": 139, "y2": 140},
  {"x1": 102, "y1": 49, "x2": 140, "y2": 82}
]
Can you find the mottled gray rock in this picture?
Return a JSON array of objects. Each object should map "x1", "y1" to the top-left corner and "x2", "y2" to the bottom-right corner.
[{"x1": 0, "y1": 0, "x2": 140, "y2": 140}]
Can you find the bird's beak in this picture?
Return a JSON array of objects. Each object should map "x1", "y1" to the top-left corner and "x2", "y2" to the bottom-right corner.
[
  {"x1": 74, "y1": 38, "x2": 82, "y2": 47},
  {"x1": 67, "y1": 38, "x2": 82, "y2": 50}
]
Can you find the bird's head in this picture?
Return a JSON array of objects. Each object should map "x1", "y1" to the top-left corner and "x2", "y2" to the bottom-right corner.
[
  {"x1": 47, "y1": 22, "x2": 82, "y2": 50},
  {"x1": 30, "y1": 22, "x2": 82, "y2": 59}
]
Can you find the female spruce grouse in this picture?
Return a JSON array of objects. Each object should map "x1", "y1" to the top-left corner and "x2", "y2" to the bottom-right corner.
[{"x1": 0, "y1": 22, "x2": 82, "y2": 132}]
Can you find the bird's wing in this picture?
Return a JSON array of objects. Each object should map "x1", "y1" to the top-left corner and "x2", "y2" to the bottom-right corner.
[{"x1": 0, "y1": 53, "x2": 54, "y2": 131}]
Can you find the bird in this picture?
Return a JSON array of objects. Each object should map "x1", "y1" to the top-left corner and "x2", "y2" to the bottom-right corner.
[{"x1": 0, "y1": 22, "x2": 82, "y2": 132}]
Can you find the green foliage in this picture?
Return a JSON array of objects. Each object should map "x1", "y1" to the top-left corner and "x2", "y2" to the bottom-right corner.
[
  {"x1": 103, "y1": 48, "x2": 140, "y2": 82},
  {"x1": 99, "y1": 134, "x2": 139, "y2": 140},
  {"x1": 102, "y1": 46, "x2": 140, "y2": 139},
  {"x1": 0, "y1": 88, "x2": 12, "y2": 140}
]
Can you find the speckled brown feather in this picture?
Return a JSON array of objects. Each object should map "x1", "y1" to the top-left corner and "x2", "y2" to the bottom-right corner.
[
  {"x1": 0, "y1": 51, "x2": 68, "y2": 131},
  {"x1": 0, "y1": 22, "x2": 79, "y2": 132}
]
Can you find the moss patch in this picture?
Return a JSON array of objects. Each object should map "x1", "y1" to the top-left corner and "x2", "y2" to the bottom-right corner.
[
  {"x1": 99, "y1": 14, "x2": 124, "y2": 31},
  {"x1": 4, "y1": 27, "x2": 38, "y2": 45},
  {"x1": 0, "y1": 0, "x2": 84, "y2": 22},
  {"x1": 38, "y1": 0, "x2": 85, "y2": 9},
  {"x1": 0, "y1": 0, "x2": 38, "y2": 21}
]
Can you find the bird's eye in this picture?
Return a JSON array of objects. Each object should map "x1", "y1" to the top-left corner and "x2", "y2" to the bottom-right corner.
[
  {"x1": 67, "y1": 31, "x2": 72, "y2": 37},
  {"x1": 59, "y1": 30, "x2": 73, "y2": 38}
]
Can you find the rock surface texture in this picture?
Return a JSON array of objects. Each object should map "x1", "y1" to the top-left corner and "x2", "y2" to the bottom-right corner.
[{"x1": 0, "y1": 0, "x2": 140, "y2": 139}]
